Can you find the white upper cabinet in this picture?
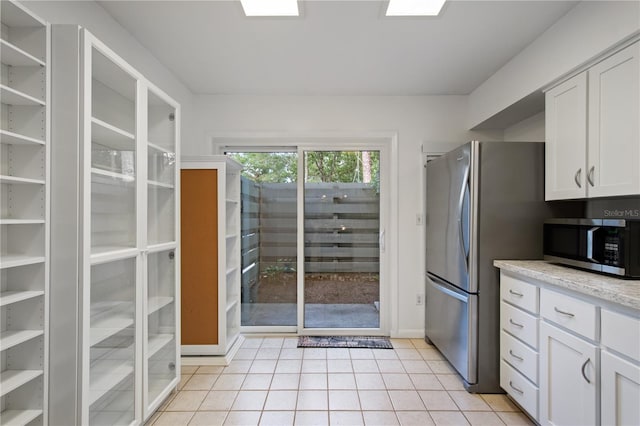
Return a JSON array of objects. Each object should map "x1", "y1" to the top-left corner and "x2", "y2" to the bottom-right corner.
[
  {"x1": 545, "y1": 72, "x2": 588, "y2": 200},
  {"x1": 587, "y1": 42, "x2": 640, "y2": 198},
  {"x1": 545, "y1": 40, "x2": 640, "y2": 200}
]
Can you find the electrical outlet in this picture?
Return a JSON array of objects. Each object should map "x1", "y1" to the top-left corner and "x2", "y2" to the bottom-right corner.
[{"x1": 416, "y1": 293, "x2": 424, "y2": 305}]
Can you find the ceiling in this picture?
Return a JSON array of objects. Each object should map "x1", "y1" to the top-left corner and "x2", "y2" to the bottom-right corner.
[{"x1": 99, "y1": 0, "x2": 578, "y2": 96}]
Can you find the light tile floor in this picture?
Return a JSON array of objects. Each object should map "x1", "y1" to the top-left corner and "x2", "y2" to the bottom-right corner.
[{"x1": 147, "y1": 337, "x2": 534, "y2": 426}]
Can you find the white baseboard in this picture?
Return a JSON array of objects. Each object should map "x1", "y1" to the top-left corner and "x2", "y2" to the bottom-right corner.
[
  {"x1": 391, "y1": 329, "x2": 425, "y2": 339},
  {"x1": 181, "y1": 335, "x2": 245, "y2": 366}
]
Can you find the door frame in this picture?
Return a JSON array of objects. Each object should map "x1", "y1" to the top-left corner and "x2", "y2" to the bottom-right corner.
[{"x1": 212, "y1": 132, "x2": 398, "y2": 336}]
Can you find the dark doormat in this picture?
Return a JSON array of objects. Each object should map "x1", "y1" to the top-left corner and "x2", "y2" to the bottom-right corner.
[{"x1": 298, "y1": 336, "x2": 393, "y2": 349}]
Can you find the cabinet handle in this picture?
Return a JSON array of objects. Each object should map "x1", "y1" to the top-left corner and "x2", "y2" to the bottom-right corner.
[
  {"x1": 509, "y1": 318, "x2": 524, "y2": 328},
  {"x1": 554, "y1": 307, "x2": 575, "y2": 317},
  {"x1": 581, "y1": 358, "x2": 591, "y2": 384},
  {"x1": 587, "y1": 166, "x2": 595, "y2": 187},
  {"x1": 509, "y1": 350, "x2": 524, "y2": 361},
  {"x1": 509, "y1": 381, "x2": 524, "y2": 394},
  {"x1": 509, "y1": 289, "x2": 523, "y2": 297},
  {"x1": 574, "y1": 168, "x2": 582, "y2": 188}
]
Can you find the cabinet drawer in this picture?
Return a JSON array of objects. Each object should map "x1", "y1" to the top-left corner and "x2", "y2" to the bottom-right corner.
[
  {"x1": 501, "y1": 331, "x2": 538, "y2": 384},
  {"x1": 501, "y1": 302, "x2": 538, "y2": 349},
  {"x1": 500, "y1": 360, "x2": 538, "y2": 420},
  {"x1": 540, "y1": 288, "x2": 597, "y2": 341},
  {"x1": 601, "y1": 309, "x2": 640, "y2": 360},
  {"x1": 500, "y1": 272, "x2": 538, "y2": 314}
]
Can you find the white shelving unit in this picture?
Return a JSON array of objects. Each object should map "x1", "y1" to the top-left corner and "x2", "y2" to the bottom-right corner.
[
  {"x1": 49, "y1": 26, "x2": 180, "y2": 426},
  {"x1": 181, "y1": 156, "x2": 242, "y2": 359},
  {"x1": 0, "y1": 1, "x2": 49, "y2": 424}
]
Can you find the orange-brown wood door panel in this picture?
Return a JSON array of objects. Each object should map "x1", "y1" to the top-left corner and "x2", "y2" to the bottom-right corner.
[{"x1": 181, "y1": 169, "x2": 219, "y2": 345}]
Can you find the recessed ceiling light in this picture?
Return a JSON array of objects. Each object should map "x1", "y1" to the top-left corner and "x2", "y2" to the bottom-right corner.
[
  {"x1": 240, "y1": 0, "x2": 299, "y2": 17},
  {"x1": 386, "y1": 0, "x2": 447, "y2": 16}
]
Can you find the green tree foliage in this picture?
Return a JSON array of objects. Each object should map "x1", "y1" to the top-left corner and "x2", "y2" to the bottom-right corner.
[
  {"x1": 229, "y1": 152, "x2": 297, "y2": 183},
  {"x1": 229, "y1": 151, "x2": 379, "y2": 189},
  {"x1": 306, "y1": 151, "x2": 379, "y2": 184}
]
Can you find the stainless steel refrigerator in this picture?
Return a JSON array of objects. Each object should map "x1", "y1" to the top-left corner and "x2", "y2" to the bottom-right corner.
[{"x1": 425, "y1": 141, "x2": 553, "y2": 393}]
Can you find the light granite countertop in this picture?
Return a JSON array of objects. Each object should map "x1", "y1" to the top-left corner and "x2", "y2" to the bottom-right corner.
[{"x1": 494, "y1": 260, "x2": 640, "y2": 312}]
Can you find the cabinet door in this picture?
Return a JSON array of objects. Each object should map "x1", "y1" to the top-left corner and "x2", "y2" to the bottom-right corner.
[
  {"x1": 144, "y1": 86, "x2": 179, "y2": 418},
  {"x1": 587, "y1": 42, "x2": 640, "y2": 198},
  {"x1": 539, "y1": 321, "x2": 597, "y2": 426},
  {"x1": 601, "y1": 350, "x2": 640, "y2": 426},
  {"x1": 545, "y1": 72, "x2": 587, "y2": 200}
]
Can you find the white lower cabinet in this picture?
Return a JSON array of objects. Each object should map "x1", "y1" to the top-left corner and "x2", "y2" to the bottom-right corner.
[
  {"x1": 601, "y1": 350, "x2": 640, "y2": 426},
  {"x1": 499, "y1": 270, "x2": 640, "y2": 426},
  {"x1": 539, "y1": 321, "x2": 597, "y2": 426}
]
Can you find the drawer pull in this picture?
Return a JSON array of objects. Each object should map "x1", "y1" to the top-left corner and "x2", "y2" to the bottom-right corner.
[
  {"x1": 509, "y1": 381, "x2": 524, "y2": 394},
  {"x1": 554, "y1": 307, "x2": 575, "y2": 317},
  {"x1": 509, "y1": 318, "x2": 524, "y2": 328},
  {"x1": 581, "y1": 358, "x2": 591, "y2": 384},
  {"x1": 509, "y1": 289, "x2": 524, "y2": 297},
  {"x1": 509, "y1": 350, "x2": 524, "y2": 361}
]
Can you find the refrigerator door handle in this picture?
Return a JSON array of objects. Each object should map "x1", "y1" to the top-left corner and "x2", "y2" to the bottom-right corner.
[
  {"x1": 457, "y1": 158, "x2": 470, "y2": 275},
  {"x1": 427, "y1": 273, "x2": 468, "y2": 303}
]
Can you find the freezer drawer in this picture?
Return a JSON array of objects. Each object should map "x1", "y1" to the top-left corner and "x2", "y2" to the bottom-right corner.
[{"x1": 425, "y1": 273, "x2": 477, "y2": 385}]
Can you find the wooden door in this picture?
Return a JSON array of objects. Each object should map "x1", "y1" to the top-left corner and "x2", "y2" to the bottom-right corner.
[{"x1": 180, "y1": 169, "x2": 218, "y2": 344}]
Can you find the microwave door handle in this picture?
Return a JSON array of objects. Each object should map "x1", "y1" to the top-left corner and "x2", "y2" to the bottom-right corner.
[{"x1": 587, "y1": 227, "x2": 600, "y2": 262}]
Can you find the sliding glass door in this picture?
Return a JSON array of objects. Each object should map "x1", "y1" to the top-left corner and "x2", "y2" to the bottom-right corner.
[
  {"x1": 302, "y1": 150, "x2": 381, "y2": 329},
  {"x1": 227, "y1": 142, "x2": 387, "y2": 334},
  {"x1": 228, "y1": 151, "x2": 298, "y2": 329}
]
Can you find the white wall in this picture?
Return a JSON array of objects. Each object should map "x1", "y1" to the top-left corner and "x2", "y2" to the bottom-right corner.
[
  {"x1": 27, "y1": 0, "x2": 196, "y2": 146},
  {"x1": 504, "y1": 112, "x2": 545, "y2": 142},
  {"x1": 468, "y1": 1, "x2": 640, "y2": 129},
  {"x1": 193, "y1": 94, "x2": 502, "y2": 336}
]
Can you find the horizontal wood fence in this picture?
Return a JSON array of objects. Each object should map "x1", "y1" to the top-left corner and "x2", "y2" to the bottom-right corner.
[{"x1": 240, "y1": 178, "x2": 380, "y2": 301}]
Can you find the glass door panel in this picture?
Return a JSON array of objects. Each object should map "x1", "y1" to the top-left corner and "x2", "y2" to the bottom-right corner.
[
  {"x1": 228, "y1": 152, "x2": 298, "y2": 327},
  {"x1": 303, "y1": 150, "x2": 380, "y2": 328},
  {"x1": 146, "y1": 249, "x2": 177, "y2": 405},
  {"x1": 90, "y1": 47, "x2": 137, "y2": 256},
  {"x1": 147, "y1": 90, "x2": 176, "y2": 246},
  {"x1": 89, "y1": 258, "x2": 136, "y2": 425}
]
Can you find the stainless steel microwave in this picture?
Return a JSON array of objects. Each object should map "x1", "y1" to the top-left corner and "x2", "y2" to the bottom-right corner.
[{"x1": 543, "y1": 218, "x2": 640, "y2": 278}]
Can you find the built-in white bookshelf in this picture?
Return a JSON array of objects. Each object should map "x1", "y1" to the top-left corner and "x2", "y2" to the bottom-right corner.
[
  {"x1": 181, "y1": 156, "x2": 242, "y2": 359},
  {"x1": 46, "y1": 25, "x2": 180, "y2": 426},
  {"x1": 0, "y1": 1, "x2": 49, "y2": 424}
]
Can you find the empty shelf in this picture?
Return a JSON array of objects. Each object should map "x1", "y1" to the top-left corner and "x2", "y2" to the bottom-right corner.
[
  {"x1": 0, "y1": 255, "x2": 45, "y2": 269},
  {"x1": 90, "y1": 357, "x2": 134, "y2": 406},
  {"x1": 91, "y1": 117, "x2": 135, "y2": 151},
  {"x1": 90, "y1": 246, "x2": 138, "y2": 265},
  {"x1": 0, "y1": 219, "x2": 45, "y2": 225},
  {"x1": 0, "y1": 290, "x2": 44, "y2": 307},
  {"x1": 147, "y1": 242, "x2": 176, "y2": 253},
  {"x1": 0, "y1": 409, "x2": 43, "y2": 426},
  {"x1": 0, "y1": 39, "x2": 45, "y2": 67},
  {"x1": 147, "y1": 141, "x2": 174, "y2": 154},
  {"x1": 147, "y1": 180, "x2": 174, "y2": 189},
  {"x1": 148, "y1": 297, "x2": 173, "y2": 315},
  {"x1": 0, "y1": 330, "x2": 43, "y2": 352},
  {"x1": 0, "y1": 129, "x2": 45, "y2": 146},
  {"x1": 147, "y1": 334, "x2": 174, "y2": 359},
  {"x1": 0, "y1": 175, "x2": 45, "y2": 185},
  {"x1": 91, "y1": 168, "x2": 135, "y2": 184},
  {"x1": 91, "y1": 316, "x2": 134, "y2": 347},
  {"x1": 0, "y1": 370, "x2": 43, "y2": 397},
  {"x1": 0, "y1": 84, "x2": 45, "y2": 106}
]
